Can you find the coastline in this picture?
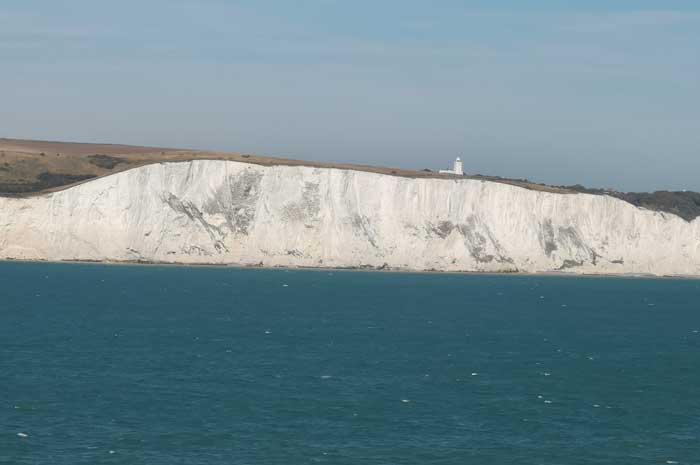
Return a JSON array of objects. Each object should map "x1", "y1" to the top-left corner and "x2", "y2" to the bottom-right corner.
[
  {"x1": 1, "y1": 256, "x2": 696, "y2": 281},
  {"x1": 3, "y1": 158, "x2": 698, "y2": 280}
]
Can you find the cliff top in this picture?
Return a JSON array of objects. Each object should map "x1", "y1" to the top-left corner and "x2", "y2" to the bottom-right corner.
[
  {"x1": 0, "y1": 138, "x2": 570, "y2": 194},
  {"x1": 1, "y1": 138, "x2": 698, "y2": 221}
]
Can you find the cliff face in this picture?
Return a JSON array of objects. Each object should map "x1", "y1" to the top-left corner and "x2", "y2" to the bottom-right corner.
[{"x1": 1, "y1": 160, "x2": 699, "y2": 275}]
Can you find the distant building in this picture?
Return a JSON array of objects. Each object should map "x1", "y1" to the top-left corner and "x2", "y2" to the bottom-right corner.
[{"x1": 439, "y1": 157, "x2": 463, "y2": 176}]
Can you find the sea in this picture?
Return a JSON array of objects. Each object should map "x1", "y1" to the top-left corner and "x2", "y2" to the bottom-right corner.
[{"x1": 1, "y1": 261, "x2": 699, "y2": 465}]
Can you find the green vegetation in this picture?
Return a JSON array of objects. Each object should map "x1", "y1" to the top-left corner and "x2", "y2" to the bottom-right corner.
[{"x1": 0, "y1": 172, "x2": 96, "y2": 195}]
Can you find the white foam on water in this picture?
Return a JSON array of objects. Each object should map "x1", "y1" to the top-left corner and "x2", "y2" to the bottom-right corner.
[
  {"x1": 401, "y1": 399, "x2": 411, "y2": 403},
  {"x1": 321, "y1": 375, "x2": 332, "y2": 380},
  {"x1": 471, "y1": 372, "x2": 478, "y2": 376},
  {"x1": 282, "y1": 284, "x2": 289, "y2": 287}
]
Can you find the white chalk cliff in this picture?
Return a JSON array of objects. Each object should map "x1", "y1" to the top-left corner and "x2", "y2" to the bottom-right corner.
[{"x1": 1, "y1": 160, "x2": 699, "y2": 275}]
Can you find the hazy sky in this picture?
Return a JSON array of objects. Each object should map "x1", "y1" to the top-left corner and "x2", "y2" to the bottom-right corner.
[{"x1": 2, "y1": 1, "x2": 699, "y2": 191}]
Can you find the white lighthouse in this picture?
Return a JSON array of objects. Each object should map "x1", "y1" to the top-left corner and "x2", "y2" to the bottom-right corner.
[
  {"x1": 439, "y1": 157, "x2": 464, "y2": 176},
  {"x1": 453, "y1": 157, "x2": 463, "y2": 175}
]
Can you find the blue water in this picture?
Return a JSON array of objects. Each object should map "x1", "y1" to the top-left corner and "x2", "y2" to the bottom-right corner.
[{"x1": 1, "y1": 262, "x2": 699, "y2": 464}]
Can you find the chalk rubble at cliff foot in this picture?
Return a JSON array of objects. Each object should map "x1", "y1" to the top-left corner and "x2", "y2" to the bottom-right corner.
[{"x1": 1, "y1": 160, "x2": 699, "y2": 276}]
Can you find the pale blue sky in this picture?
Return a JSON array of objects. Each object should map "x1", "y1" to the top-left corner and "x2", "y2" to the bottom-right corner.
[{"x1": 2, "y1": 1, "x2": 699, "y2": 191}]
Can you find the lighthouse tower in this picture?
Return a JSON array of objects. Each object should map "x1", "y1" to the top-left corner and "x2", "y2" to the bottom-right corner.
[
  {"x1": 453, "y1": 157, "x2": 463, "y2": 175},
  {"x1": 439, "y1": 157, "x2": 465, "y2": 176}
]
